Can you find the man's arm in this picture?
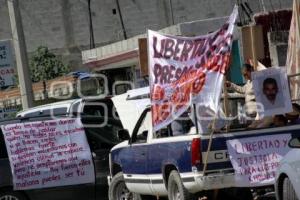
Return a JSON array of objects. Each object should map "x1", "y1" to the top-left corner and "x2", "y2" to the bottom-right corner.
[{"x1": 229, "y1": 82, "x2": 245, "y2": 94}]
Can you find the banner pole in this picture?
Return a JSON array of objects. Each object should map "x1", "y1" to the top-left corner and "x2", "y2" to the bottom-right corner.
[
  {"x1": 223, "y1": 78, "x2": 230, "y2": 132},
  {"x1": 250, "y1": 25, "x2": 258, "y2": 70},
  {"x1": 202, "y1": 116, "x2": 217, "y2": 176},
  {"x1": 193, "y1": 103, "x2": 199, "y2": 133}
]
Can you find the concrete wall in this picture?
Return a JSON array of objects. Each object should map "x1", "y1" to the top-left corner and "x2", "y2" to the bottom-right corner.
[{"x1": 0, "y1": 0, "x2": 293, "y2": 70}]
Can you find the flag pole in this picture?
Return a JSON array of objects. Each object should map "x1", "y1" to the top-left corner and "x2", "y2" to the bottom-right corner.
[
  {"x1": 202, "y1": 116, "x2": 217, "y2": 176},
  {"x1": 250, "y1": 25, "x2": 258, "y2": 70},
  {"x1": 223, "y1": 78, "x2": 230, "y2": 132},
  {"x1": 193, "y1": 103, "x2": 199, "y2": 133}
]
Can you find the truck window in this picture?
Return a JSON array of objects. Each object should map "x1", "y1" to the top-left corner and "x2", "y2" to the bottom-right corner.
[
  {"x1": 133, "y1": 111, "x2": 151, "y2": 143},
  {"x1": 154, "y1": 110, "x2": 194, "y2": 138},
  {"x1": 83, "y1": 105, "x2": 106, "y2": 117},
  {"x1": 154, "y1": 125, "x2": 172, "y2": 138},
  {"x1": 82, "y1": 117, "x2": 123, "y2": 150},
  {"x1": 83, "y1": 99, "x2": 117, "y2": 119}
]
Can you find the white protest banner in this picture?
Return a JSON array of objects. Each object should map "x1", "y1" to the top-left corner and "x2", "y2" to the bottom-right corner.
[
  {"x1": 0, "y1": 40, "x2": 15, "y2": 86},
  {"x1": 1, "y1": 118, "x2": 95, "y2": 190},
  {"x1": 148, "y1": 6, "x2": 238, "y2": 131},
  {"x1": 226, "y1": 134, "x2": 291, "y2": 187},
  {"x1": 252, "y1": 67, "x2": 293, "y2": 118}
]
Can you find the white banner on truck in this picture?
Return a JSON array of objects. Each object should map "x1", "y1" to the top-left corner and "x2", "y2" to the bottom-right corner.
[
  {"x1": 1, "y1": 118, "x2": 95, "y2": 190},
  {"x1": 226, "y1": 134, "x2": 291, "y2": 187},
  {"x1": 148, "y1": 6, "x2": 238, "y2": 132}
]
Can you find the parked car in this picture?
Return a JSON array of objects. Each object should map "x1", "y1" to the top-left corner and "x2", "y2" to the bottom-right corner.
[
  {"x1": 275, "y1": 137, "x2": 300, "y2": 200},
  {"x1": 0, "y1": 98, "x2": 124, "y2": 200}
]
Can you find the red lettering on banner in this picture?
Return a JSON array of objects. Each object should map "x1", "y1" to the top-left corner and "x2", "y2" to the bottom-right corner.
[
  {"x1": 153, "y1": 37, "x2": 164, "y2": 58},
  {"x1": 228, "y1": 134, "x2": 292, "y2": 186},
  {"x1": 151, "y1": 85, "x2": 165, "y2": 101},
  {"x1": 152, "y1": 52, "x2": 231, "y2": 86},
  {"x1": 191, "y1": 40, "x2": 205, "y2": 59},
  {"x1": 16, "y1": 179, "x2": 40, "y2": 188},
  {"x1": 174, "y1": 39, "x2": 184, "y2": 61},
  {"x1": 161, "y1": 65, "x2": 170, "y2": 84},
  {"x1": 164, "y1": 39, "x2": 175, "y2": 59},
  {"x1": 283, "y1": 139, "x2": 288, "y2": 147},
  {"x1": 153, "y1": 64, "x2": 162, "y2": 84},
  {"x1": 234, "y1": 139, "x2": 289, "y2": 154},
  {"x1": 42, "y1": 175, "x2": 61, "y2": 185},
  {"x1": 180, "y1": 40, "x2": 193, "y2": 61},
  {"x1": 152, "y1": 36, "x2": 227, "y2": 63},
  {"x1": 149, "y1": 9, "x2": 237, "y2": 130}
]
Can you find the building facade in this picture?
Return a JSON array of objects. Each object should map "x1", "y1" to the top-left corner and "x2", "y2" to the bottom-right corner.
[{"x1": 0, "y1": 0, "x2": 292, "y2": 70}]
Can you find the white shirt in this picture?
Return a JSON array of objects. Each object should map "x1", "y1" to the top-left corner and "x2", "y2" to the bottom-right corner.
[{"x1": 230, "y1": 80, "x2": 257, "y2": 115}]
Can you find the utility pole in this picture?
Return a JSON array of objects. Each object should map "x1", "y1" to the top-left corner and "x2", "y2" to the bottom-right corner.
[
  {"x1": 88, "y1": 0, "x2": 95, "y2": 49},
  {"x1": 7, "y1": 0, "x2": 34, "y2": 109},
  {"x1": 115, "y1": 0, "x2": 127, "y2": 39},
  {"x1": 169, "y1": 0, "x2": 175, "y2": 25}
]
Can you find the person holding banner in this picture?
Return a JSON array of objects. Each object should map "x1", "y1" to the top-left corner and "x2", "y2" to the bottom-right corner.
[{"x1": 226, "y1": 64, "x2": 257, "y2": 119}]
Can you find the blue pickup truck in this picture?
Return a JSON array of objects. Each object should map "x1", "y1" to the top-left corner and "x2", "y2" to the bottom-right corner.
[{"x1": 107, "y1": 105, "x2": 300, "y2": 200}]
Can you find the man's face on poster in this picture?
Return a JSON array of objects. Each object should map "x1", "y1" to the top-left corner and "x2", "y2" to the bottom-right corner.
[{"x1": 263, "y1": 78, "x2": 278, "y2": 104}]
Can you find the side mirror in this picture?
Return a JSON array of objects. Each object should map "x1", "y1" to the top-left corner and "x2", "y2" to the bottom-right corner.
[
  {"x1": 289, "y1": 137, "x2": 300, "y2": 148},
  {"x1": 118, "y1": 129, "x2": 130, "y2": 141}
]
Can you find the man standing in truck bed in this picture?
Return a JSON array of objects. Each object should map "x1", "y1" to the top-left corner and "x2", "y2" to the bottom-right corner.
[{"x1": 227, "y1": 63, "x2": 257, "y2": 119}]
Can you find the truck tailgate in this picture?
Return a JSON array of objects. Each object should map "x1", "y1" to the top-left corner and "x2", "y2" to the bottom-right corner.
[{"x1": 199, "y1": 125, "x2": 300, "y2": 173}]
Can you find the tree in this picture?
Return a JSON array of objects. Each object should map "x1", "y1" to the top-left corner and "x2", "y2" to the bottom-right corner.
[{"x1": 29, "y1": 46, "x2": 70, "y2": 99}]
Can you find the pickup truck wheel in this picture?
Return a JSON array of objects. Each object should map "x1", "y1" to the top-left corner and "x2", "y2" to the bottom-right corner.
[
  {"x1": 168, "y1": 170, "x2": 195, "y2": 200},
  {"x1": 283, "y1": 177, "x2": 298, "y2": 200},
  {"x1": 109, "y1": 172, "x2": 142, "y2": 200},
  {"x1": 0, "y1": 191, "x2": 27, "y2": 200}
]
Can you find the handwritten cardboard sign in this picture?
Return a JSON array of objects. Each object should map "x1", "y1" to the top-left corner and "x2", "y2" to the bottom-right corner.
[
  {"x1": 1, "y1": 118, "x2": 95, "y2": 190},
  {"x1": 226, "y1": 134, "x2": 291, "y2": 187}
]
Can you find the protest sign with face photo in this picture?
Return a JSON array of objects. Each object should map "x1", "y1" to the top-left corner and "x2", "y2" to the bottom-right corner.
[{"x1": 252, "y1": 67, "x2": 292, "y2": 117}]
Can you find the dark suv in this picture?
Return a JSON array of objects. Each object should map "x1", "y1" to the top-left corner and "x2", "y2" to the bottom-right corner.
[{"x1": 0, "y1": 98, "x2": 123, "y2": 200}]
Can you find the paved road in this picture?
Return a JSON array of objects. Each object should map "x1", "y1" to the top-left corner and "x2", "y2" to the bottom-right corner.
[{"x1": 98, "y1": 188, "x2": 276, "y2": 200}]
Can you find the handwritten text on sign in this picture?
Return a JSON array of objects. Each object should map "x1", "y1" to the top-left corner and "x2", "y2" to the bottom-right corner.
[
  {"x1": 1, "y1": 118, "x2": 95, "y2": 190},
  {"x1": 226, "y1": 134, "x2": 291, "y2": 187}
]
